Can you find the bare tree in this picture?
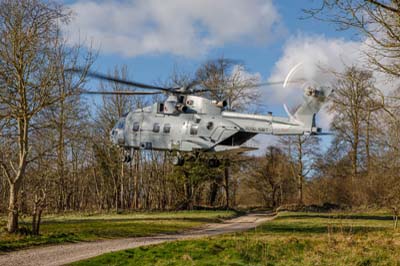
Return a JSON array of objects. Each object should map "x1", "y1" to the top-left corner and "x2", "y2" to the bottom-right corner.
[
  {"x1": 305, "y1": 0, "x2": 400, "y2": 77},
  {"x1": 0, "y1": 0, "x2": 91, "y2": 232},
  {"x1": 329, "y1": 67, "x2": 377, "y2": 177},
  {"x1": 196, "y1": 57, "x2": 261, "y2": 112},
  {"x1": 194, "y1": 58, "x2": 262, "y2": 208},
  {"x1": 280, "y1": 135, "x2": 321, "y2": 204},
  {"x1": 94, "y1": 65, "x2": 144, "y2": 210},
  {"x1": 247, "y1": 146, "x2": 293, "y2": 208}
]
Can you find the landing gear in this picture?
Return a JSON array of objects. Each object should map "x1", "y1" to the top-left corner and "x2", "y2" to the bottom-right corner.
[
  {"x1": 123, "y1": 155, "x2": 132, "y2": 163},
  {"x1": 208, "y1": 158, "x2": 220, "y2": 168},
  {"x1": 122, "y1": 149, "x2": 133, "y2": 163},
  {"x1": 171, "y1": 155, "x2": 185, "y2": 166}
]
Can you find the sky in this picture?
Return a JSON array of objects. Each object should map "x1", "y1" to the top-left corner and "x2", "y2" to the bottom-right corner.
[{"x1": 62, "y1": 0, "x2": 373, "y2": 153}]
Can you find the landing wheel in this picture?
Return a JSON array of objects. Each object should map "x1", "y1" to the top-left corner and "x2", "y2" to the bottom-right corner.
[
  {"x1": 122, "y1": 149, "x2": 133, "y2": 163},
  {"x1": 171, "y1": 156, "x2": 185, "y2": 166},
  {"x1": 208, "y1": 158, "x2": 220, "y2": 168},
  {"x1": 123, "y1": 155, "x2": 132, "y2": 163}
]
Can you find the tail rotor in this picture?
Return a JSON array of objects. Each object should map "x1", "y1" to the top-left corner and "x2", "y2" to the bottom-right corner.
[{"x1": 283, "y1": 63, "x2": 333, "y2": 133}]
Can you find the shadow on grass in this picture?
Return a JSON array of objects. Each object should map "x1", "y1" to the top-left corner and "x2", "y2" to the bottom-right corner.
[
  {"x1": 258, "y1": 223, "x2": 385, "y2": 234},
  {"x1": 0, "y1": 232, "x2": 82, "y2": 252},
  {"x1": 278, "y1": 213, "x2": 393, "y2": 221},
  {"x1": 34, "y1": 217, "x2": 228, "y2": 226}
]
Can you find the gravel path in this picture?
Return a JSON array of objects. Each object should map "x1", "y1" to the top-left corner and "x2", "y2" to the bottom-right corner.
[{"x1": 0, "y1": 212, "x2": 275, "y2": 266}]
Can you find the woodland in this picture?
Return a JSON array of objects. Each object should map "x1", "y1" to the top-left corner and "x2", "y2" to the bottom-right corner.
[{"x1": 1, "y1": 0, "x2": 400, "y2": 235}]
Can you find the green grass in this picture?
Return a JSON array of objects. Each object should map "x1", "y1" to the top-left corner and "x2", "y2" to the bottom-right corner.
[
  {"x1": 71, "y1": 211, "x2": 400, "y2": 266},
  {"x1": 0, "y1": 210, "x2": 237, "y2": 252}
]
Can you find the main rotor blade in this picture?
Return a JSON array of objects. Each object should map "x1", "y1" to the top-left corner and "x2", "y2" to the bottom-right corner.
[
  {"x1": 197, "y1": 79, "x2": 306, "y2": 92},
  {"x1": 67, "y1": 68, "x2": 172, "y2": 92},
  {"x1": 80, "y1": 90, "x2": 162, "y2": 95},
  {"x1": 249, "y1": 79, "x2": 306, "y2": 88}
]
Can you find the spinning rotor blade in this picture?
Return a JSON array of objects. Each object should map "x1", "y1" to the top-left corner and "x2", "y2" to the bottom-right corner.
[
  {"x1": 249, "y1": 79, "x2": 305, "y2": 88},
  {"x1": 67, "y1": 68, "x2": 174, "y2": 92},
  {"x1": 80, "y1": 90, "x2": 162, "y2": 95},
  {"x1": 67, "y1": 68, "x2": 305, "y2": 95},
  {"x1": 212, "y1": 79, "x2": 305, "y2": 91}
]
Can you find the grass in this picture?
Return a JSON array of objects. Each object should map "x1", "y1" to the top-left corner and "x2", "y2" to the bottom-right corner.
[
  {"x1": 0, "y1": 210, "x2": 237, "y2": 252},
  {"x1": 71, "y1": 211, "x2": 400, "y2": 266}
]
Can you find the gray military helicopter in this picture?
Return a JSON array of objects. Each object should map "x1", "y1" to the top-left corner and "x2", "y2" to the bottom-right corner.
[{"x1": 70, "y1": 66, "x2": 331, "y2": 166}]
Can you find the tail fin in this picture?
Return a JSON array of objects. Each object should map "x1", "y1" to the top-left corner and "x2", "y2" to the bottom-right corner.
[{"x1": 293, "y1": 86, "x2": 333, "y2": 131}]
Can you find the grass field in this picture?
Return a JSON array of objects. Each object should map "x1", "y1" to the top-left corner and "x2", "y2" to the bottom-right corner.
[
  {"x1": 0, "y1": 210, "x2": 237, "y2": 252},
  {"x1": 71, "y1": 211, "x2": 400, "y2": 266}
]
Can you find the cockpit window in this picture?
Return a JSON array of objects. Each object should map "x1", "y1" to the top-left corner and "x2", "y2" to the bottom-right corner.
[
  {"x1": 132, "y1": 122, "x2": 140, "y2": 132},
  {"x1": 190, "y1": 125, "x2": 198, "y2": 135},
  {"x1": 117, "y1": 120, "x2": 125, "y2": 129},
  {"x1": 163, "y1": 123, "x2": 171, "y2": 133},
  {"x1": 158, "y1": 103, "x2": 164, "y2": 113},
  {"x1": 153, "y1": 123, "x2": 160, "y2": 133}
]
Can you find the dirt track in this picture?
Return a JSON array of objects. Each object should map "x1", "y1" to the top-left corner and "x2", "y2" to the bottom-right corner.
[{"x1": 0, "y1": 212, "x2": 275, "y2": 266}]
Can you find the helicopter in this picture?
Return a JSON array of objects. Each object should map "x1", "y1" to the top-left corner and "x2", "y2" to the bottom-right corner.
[{"x1": 69, "y1": 65, "x2": 332, "y2": 167}]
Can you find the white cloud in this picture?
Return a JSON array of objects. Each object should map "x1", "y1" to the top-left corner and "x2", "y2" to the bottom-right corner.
[
  {"x1": 264, "y1": 34, "x2": 364, "y2": 130},
  {"x1": 265, "y1": 34, "x2": 400, "y2": 131},
  {"x1": 64, "y1": 0, "x2": 282, "y2": 58},
  {"x1": 267, "y1": 34, "x2": 362, "y2": 104},
  {"x1": 231, "y1": 65, "x2": 262, "y2": 84}
]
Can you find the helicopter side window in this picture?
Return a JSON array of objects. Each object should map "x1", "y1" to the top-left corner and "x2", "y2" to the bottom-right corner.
[
  {"x1": 132, "y1": 122, "x2": 140, "y2": 132},
  {"x1": 163, "y1": 123, "x2": 171, "y2": 133},
  {"x1": 153, "y1": 123, "x2": 160, "y2": 133},
  {"x1": 190, "y1": 125, "x2": 198, "y2": 135}
]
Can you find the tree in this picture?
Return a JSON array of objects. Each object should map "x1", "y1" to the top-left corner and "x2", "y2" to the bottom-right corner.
[
  {"x1": 93, "y1": 65, "x2": 144, "y2": 210},
  {"x1": 0, "y1": 0, "x2": 91, "y2": 232},
  {"x1": 305, "y1": 0, "x2": 400, "y2": 77},
  {"x1": 169, "y1": 159, "x2": 218, "y2": 210},
  {"x1": 196, "y1": 57, "x2": 261, "y2": 112},
  {"x1": 280, "y1": 135, "x2": 321, "y2": 204},
  {"x1": 329, "y1": 67, "x2": 376, "y2": 179},
  {"x1": 247, "y1": 146, "x2": 293, "y2": 208},
  {"x1": 194, "y1": 57, "x2": 261, "y2": 208}
]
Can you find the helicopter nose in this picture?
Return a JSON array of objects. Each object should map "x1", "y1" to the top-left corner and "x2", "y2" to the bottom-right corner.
[
  {"x1": 110, "y1": 129, "x2": 124, "y2": 145},
  {"x1": 110, "y1": 129, "x2": 116, "y2": 144}
]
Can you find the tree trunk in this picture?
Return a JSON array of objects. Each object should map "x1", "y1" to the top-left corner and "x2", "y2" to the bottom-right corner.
[
  {"x1": 352, "y1": 124, "x2": 359, "y2": 179},
  {"x1": 120, "y1": 162, "x2": 124, "y2": 209},
  {"x1": 366, "y1": 110, "x2": 371, "y2": 174},
  {"x1": 7, "y1": 182, "x2": 19, "y2": 233},
  {"x1": 184, "y1": 172, "x2": 193, "y2": 210},
  {"x1": 37, "y1": 209, "x2": 43, "y2": 235},
  {"x1": 296, "y1": 136, "x2": 304, "y2": 205},
  {"x1": 32, "y1": 203, "x2": 44, "y2": 235},
  {"x1": 297, "y1": 174, "x2": 303, "y2": 204},
  {"x1": 271, "y1": 187, "x2": 277, "y2": 208},
  {"x1": 209, "y1": 182, "x2": 218, "y2": 206},
  {"x1": 134, "y1": 151, "x2": 139, "y2": 209},
  {"x1": 224, "y1": 166, "x2": 230, "y2": 208}
]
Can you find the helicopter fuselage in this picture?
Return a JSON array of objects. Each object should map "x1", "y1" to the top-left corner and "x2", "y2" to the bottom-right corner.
[{"x1": 110, "y1": 94, "x2": 320, "y2": 155}]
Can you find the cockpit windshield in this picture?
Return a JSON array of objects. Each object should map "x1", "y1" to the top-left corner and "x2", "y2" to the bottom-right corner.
[{"x1": 116, "y1": 118, "x2": 125, "y2": 129}]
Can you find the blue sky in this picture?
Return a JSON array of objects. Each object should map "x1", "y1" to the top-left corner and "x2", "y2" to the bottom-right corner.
[
  {"x1": 63, "y1": 0, "x2": 365, "y2": 152},
  {"x1": 65, "y1": 0, "x2": 355, "y2": 81}
]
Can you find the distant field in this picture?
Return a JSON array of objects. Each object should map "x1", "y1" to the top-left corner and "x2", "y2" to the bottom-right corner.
[
  {"x1": 72, "y1": 211, "x2": 400, "y2": 266},
  {"x1": 0, "y1": 210, "x2": 237, "y2": 252}
]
